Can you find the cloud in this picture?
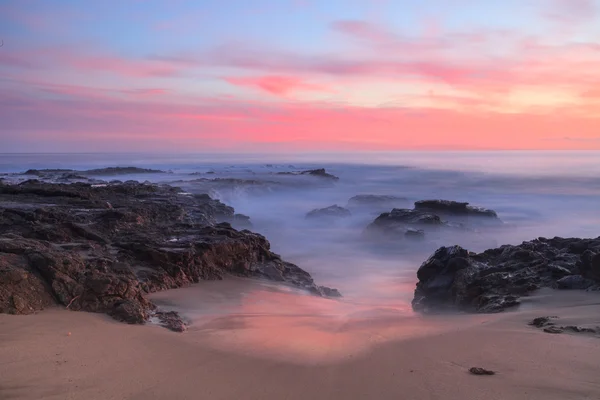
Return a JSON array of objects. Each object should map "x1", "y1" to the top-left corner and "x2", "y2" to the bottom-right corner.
[
  {"x1": 223, "y1": 75, "x2": 330, "y2": 96},
  {"x1": 543, "y1": 0, "x2": 597, "y2": 25},
  {"x1": 2, "y1": 84, "x2": 599, "y2": 152},
  {"x1": 0, "y1": 47, "x2": 190, "y2": 78}
]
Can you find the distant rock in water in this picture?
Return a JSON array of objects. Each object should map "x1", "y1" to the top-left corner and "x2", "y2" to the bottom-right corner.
[
  {"x1": 0, "y1": 180, "x2": 340, "y2": 328},
  {"x1": 306, "y1": 205, "x2": 351, "y2": 219},
  {"x1": 411, "y1": 237, "x2": 600, "y2": 314},
  {"x1": 277, "y1": 168, "x2": 339, "y2": 180},
  {"x1": 364, "y1": 199, "x2": 500, "y2": 244},
  {"x1": 347, "y1": 194, "x2": 409, "y2": 210},
  {"x1": 82, "y1": 167, "x2": 166, "y2": 175},
  {"x1": 414, "y1": 200, "x2": 499, "y2": 219},
  {"x1": 24, "y1": 169, "x2": 74, "y2": 176}
]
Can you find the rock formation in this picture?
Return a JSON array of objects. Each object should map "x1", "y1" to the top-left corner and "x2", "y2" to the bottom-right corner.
[
  {"x1": 0, "y1": 180, "x2": 340, "y2": 331},
  {"x1": 411, "y1": 237, "x2": 600, "y2": 313}
]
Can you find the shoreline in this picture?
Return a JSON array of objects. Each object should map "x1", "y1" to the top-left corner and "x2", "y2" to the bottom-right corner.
[{"x1": 1, "y1": 288, "x2": 599, "y2": 400}]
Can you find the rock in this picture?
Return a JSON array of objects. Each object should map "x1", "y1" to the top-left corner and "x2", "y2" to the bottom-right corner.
[
  {"x1": 306, "y1": 205, "x2": 351, "y2": 219},
  {"x1": 372, "y1": 208, "x2": 443, "y2": 226},
  {"x1": 555, "y1": 275, "x2": 595, "y2": 290},
  {"x1": 529, "y1": 316, "x2": 558, "y2": 328},
  {"x1": 543, "y1": 326, "x2": 564, "y2": 334},
  {"x1": 277, "y1": 168, "x2": 339, "y2": 180},
  {"x1": 155, "y1": 311, "x2": 186, "y2": 332},
  {"x1": 82, "y1": 167, "x2": 165, "y2": 175},
  {"x1": 580, "y1": 250, "x2": 600, "y2": 281},
  {"x1": 0, "y1": 180, "x2": 340, "y2": 329},
  {"x1": 110, "y1": 300, "x2": 149, "y2": 324},
  {"x1": 562, "y1": 325, "x2": 598, "y2": 334},
  {"x1": 411, "y1": 237, "x2": 600, "y2": 313},
  {"x1": 299, "y1": 168, "x2": 339, "y2": 180},
  {"x1": 414, "y1": 200, "x2": 499, "y2": 219},
  {"x1": 469, "y1": 367, "x2": 495, "y2": 376}
]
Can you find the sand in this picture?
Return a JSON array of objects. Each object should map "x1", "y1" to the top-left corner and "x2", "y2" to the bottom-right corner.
[{"x1": 1, "y1": 286, "x2": 600, "y2": 400}]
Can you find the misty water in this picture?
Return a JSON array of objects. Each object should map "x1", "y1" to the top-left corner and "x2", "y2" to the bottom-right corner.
[{"x1": 3, "y1": 151, "x2": 600, "y2": 360}]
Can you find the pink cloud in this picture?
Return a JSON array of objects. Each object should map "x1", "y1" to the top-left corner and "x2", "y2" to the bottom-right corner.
[
  {"x1": 2, "y1": 85, "x2": 599, "y2": 153},
  {"x1": 223, "y1": 75, "x2": 330, "y2": 96}
]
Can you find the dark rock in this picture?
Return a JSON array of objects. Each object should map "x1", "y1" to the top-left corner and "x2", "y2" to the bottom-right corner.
[
  {"x1": 155, "y1": 310, "x2": 186, "y2": 332},
  {"x1": 365, "y1": 209, "x2": 444, "y2": 241},
  {"x1": 306, "y1": 205, "x2": 351, "y2": 219},
  {"x1": 411, "y1": 237, "x2": 600, "y2": 313},
  {"x1": 414, "y1": 200, "x2": 498, "y2": 218},
  {"x1": 82, "y1": 167, "x2": 165, "y2": 175},
  {"x1": 529, "y1": 316, "x2": 558, "y2": 327},
  {"x1": 469, "y1": 367, "x2": 495, "y2": 376},
  {"x1": 562, "y1": 325, "x2": 598, "y2": 334},
  {"x1": 110, "y1": 300, "x2": 149, "y2": 324},
  {"x1": 0, "y1": 180, "x2": 340, "y2": 330},
  {"x1": 543, "y1": 326, "x2": 564, "y2": 334},
  {"x1": 555, "y1": 275, "x2": 595, "y2": 290},
  {"x1": 277, "y1": 168, "x2": 339, "y2": 180}
]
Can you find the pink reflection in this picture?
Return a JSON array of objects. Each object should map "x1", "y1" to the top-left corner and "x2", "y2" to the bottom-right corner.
[{"x1": 149, "y1": 278, "x2": 491, "y2": 364}]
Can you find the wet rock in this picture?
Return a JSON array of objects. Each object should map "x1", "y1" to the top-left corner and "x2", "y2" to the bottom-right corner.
[
  {"x1": 110, "y1": 300, "x2": 149, "y2": 324},
  {"x1": 555, "y1": 275, "x2": 595, "y2": 290},
  {"x1": 155, "y1": 310, "x2": 186, "y2": 332},
  {"x1": 277, "y1": 168, "x2": 339, "y2": 180},
  {"x1": 411, "y1": 237, "x2": 600, "y2": 313},
  {"x1": 543, "y1": 326, "x2": 564, "y2": 334},
  {"x1": 529, "y1": 316, "x2": 558, "y2": 328},
  {"x1": 562, "y1": 325, "x2": 598, "y2": 334},
  {"x1": 0, "y1": 180, "x2": 341, "y2": 329},
  {"x1": 469, "y1": 367, "x2": 495, "y2": 376},
  {"x1": 414, "y1": 200, "x2": 498, "y2": 219},
  {"x1": 82, "y1": 167, "x2": 165, "y2": 175},
  {"x1": 306, "y1": 205, "x2": 351, "y2": 219}
]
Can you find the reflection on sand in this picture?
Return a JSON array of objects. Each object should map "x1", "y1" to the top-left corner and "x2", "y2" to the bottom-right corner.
[{"x1": 149, "y1": 277, "x2": 492, "y2": 364}]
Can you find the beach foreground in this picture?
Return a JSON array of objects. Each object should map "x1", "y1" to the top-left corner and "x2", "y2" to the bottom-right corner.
[{"x1": 1, "y1": 288, "x2": 599, "y2": 400}]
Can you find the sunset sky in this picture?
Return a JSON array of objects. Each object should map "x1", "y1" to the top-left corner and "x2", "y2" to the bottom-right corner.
[{"x1": 1, "y1": 0, "x2": 599, "y2": 152}]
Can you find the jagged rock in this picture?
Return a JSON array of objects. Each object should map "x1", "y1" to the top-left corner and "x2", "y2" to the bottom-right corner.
[
  {"x1": 364, "y1": 209, "x2": 443, "y2": 241},
  {"x1": 414, "y1": 200, "x2": 498, "y2": 219},
  {"x1": 555, "y1": 275, "x2": 595, "y2": 289},
  {"x1": 277, "y1": 168, "x2": 339, "y2": 180},
  {"x1": 0, "y1": 180, "x2": 340, "y2": 329},
  {"x1": 306, "y1": 205, "x2": 351, "y2": 219},
  {"x1": 110, "y1": 300, "x2": 150, "y2": 324},
  {"x1": 543, "y1": 326, "x2": 564, "y2": 334},
  {"x1": 469, "y1": 367, "x2": 495, "y2": 376},
  {"x1": 155, "y1": 311, "x2": 186, "y2": 332},
  {"x1": 529, "y1": 316, "x2": 558, "y2": 328},
  {"x1": 412, "y1": 237, "x2": 600, "y2": 313}
]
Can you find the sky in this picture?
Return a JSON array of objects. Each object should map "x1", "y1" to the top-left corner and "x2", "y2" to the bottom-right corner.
[{"x1": 1, "y1": 0, "x2": 599, "y2": 152}]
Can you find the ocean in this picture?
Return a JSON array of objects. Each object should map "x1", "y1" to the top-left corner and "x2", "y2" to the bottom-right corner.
[{"x1": 2, "y1": 151, "x2": 599, "y2": 360}]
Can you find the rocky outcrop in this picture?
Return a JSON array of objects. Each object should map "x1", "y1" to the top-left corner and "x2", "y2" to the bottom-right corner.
[
  {"x1": 24, "y1": 167, "x2": 166, "y2": 178},
  {"x1": 364, "y1": 199, "x2": 499, "y2": 242},
  {"x1": 411, "y1": 237, "x2": 600, "y2": 313},
  {"x1": 306, "y1": 205, "x2": 351, "y2": 219},
  {"x1": 364, "y1": 209, "x2": 443, "y2": 241},
  {"x1": 414, "y1": 200, "x2": 499, "y2": 220},
  {"x1": 0, "y1": 180, "x2": 340, "y2": 328},
  {"x1": 277, "y1": 168, "x2": 339, "y2": 180}
]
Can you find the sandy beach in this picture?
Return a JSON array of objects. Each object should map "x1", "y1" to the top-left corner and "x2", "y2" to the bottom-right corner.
[{"x1": 1, "y1": 283, "x2": 599, "y2": 400}]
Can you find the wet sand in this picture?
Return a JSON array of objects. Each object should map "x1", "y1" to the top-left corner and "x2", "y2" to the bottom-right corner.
[{"x1": 1, "y1": 282, "x2": 599, "y2": 400}]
